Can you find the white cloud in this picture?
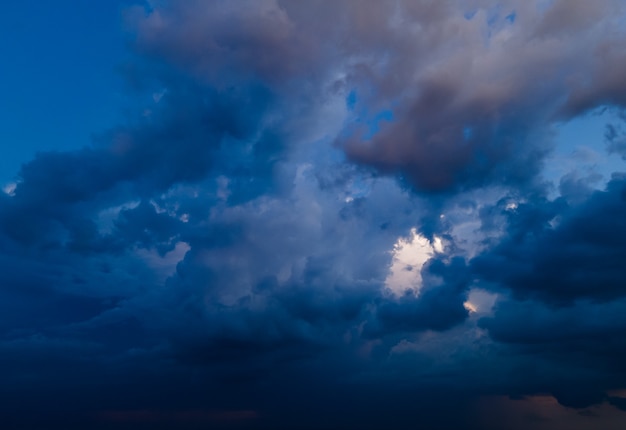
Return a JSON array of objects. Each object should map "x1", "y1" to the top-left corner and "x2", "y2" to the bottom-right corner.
[{"x1": 385, "y1": 228, "x2": 443, "y2": 297}]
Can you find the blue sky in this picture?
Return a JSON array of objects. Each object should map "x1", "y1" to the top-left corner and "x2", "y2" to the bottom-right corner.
[
  {"x1": 1, "y1": 1, "x2": 626, "y2": 429},
  {"x1": 0, "y1": 1, "x2": 129, "y2": 183}
]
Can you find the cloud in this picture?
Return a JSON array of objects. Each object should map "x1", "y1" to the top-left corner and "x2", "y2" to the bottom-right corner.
[
  {"x1": 2, "y1": 1, "x2": 626, "y2": 429},
  {"x1": 124, "y1": 0, "x2": 626, "y2": 195},
  {"x1": 605, "y1": 112, "x2": 626, "y2": 159},
  {"x1": 337, "y1": 0, "x2": 626, "y2": 192},
  {"x1": 472, "y1": 174, "x2": 626, "y2": 303}
]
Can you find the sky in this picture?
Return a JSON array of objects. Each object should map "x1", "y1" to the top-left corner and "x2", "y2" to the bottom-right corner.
[{"x1": 1, "y1": 1, "x2": 626, "y2": 429}]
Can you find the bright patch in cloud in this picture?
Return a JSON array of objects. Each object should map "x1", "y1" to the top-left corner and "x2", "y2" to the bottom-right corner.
[
  {"x1": 136, "y1": 241, "x2": 190, "y2": 281},
  {"x1": 2, "y1": 182, "x2": 16, "y2": 196},
  {"x1": 96, "y1": 201, "x2": 141, "y2": 234},
  {"x1": 505, "y1": 201, "x2": 518, "y2": 211},
  {"x1": 464, "y1": 289, "x2": 499, "y2": 316},
  {"x1": 385, "y1": 228, "x2": 443, "y2": 296},
  {"x1": 464, "y1": 301, "x2": 478, "y2": 313}
]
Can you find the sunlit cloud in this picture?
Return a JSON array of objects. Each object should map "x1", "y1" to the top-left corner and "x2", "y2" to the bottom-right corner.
[{"x1": 385, "y1": 228, "x2": 443, "y2": 296}]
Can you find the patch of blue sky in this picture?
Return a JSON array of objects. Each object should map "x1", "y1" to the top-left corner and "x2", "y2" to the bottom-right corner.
[
  {"x1": 346, "y1": 90, "x2": 358, "y2": 111},
  {"x1": 365, "y1": 109, "x2": 394, "y2": 139},
  {"x1": 542, "y1": 107, "x2": 626, "y2": 194},
  {"x1": 343, "y1": 89, "x2": 396, "y2": 140},
  {"x1": 464, "y1": 10, "x2": 477, "y2": 21},
  {"x1": 505, "y1": 12, "x2": 517, "y2": 24}
]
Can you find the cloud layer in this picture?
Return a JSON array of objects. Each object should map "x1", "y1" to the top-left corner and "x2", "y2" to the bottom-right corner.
[{"x1": 2, "y1": 1, "x2": 626, "y2": 428}]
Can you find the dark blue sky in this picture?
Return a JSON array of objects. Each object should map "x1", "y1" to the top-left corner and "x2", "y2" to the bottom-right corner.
[{"x1": 2, "y1": 1, "x2": 626, "y2": 429}]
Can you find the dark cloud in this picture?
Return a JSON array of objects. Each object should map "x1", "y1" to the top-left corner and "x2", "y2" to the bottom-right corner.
[
  {"x1": 605, "y1": 111, "x2": 626, "y2": 159},
  {"x1": 472, "y1": 174, "x2": 626, "y2": 303},
  {"x1": 465, "y1": 174, "x2": 626, "y2": 409},
  {"x1": 476, "y1": 296, "x2": 626, "y2": 408}
]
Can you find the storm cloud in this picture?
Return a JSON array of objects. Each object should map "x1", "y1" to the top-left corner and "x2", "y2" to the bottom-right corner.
[{"x1": 1, "y1": 1, "x2": 626, "y2": 429}]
